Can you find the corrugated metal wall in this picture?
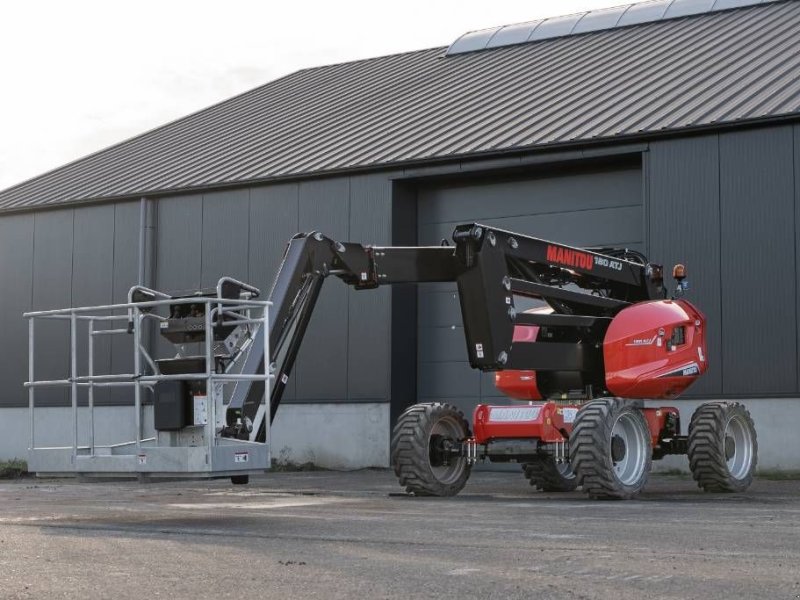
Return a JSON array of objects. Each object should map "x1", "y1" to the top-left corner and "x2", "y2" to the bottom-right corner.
[
  {"x1": 648, "y1": 124, "x2": 799, "y2": 398},
  {"x1": 0, "y1": 213, "x2": 34, "y2": 406},
  {"x1": 0, "y1": 124, "x2": 798, "y2": 413},
  {"x1": 0, "y1": 173, "x2": 392, "y2": 408},
  {"x1": 0, "y1": 205, "x2": 141, "y2": 408}
]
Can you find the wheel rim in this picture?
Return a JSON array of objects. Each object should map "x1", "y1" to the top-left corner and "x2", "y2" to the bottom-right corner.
[
  {"x1": 725, "y1": 415, "x2": 754, "y2": 480},
  {"x1": 556, "y1": 459, "x2": 576, "y2": 480},
  {"x1": 428, "y1": 416, "x2": 467, "y2": 485},
  {"x1": 610, "y1": 413, "x2": 648, "y2": 486}
]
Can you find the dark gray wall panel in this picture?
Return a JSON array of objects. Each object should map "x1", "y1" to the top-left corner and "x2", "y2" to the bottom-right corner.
[
  {"x1": 417, "y1": 165, "x2": 642, "y2": 409},
  {"x1": 418, "y1": 361, "x2": 480, "y2": 399},
  {"x1": 110, "y1": 202, "x2": 141, "y2": 404},
  {"x1": 31, "y1": 209, "x2": 74, "y2": 406},
  {"x1": 248, "y1": 184, "x2": 299, "y2": 293},
  {"x1": 796, "y1": 125, "x2": 800, "y2": 396},
  {"x1": 418, "y1": 325, "x2": 468, "y2": 364},
  {"x1": 154, "y1": 194, "x2": 203, "y2": 363},
  {"x1": 72, "y1": 204, "x2": 114, "y2": 305},
  {"x1": 348, "y1": 174, "x2": 392, "y2": 400},
  {"x1": 155, "y1": 194, "x2": 203, "y2": 292},
  {"x1": 294, "y1": 177, "x2": 350, "y2": 401},
  {"x1": 72, "y1": 205, "x2": 115, "y2": 405},
  {"x1": 419, "y1": 289, "x2": 461, "y2": 329},
  {"x1": 648, "y1": 136, "x2": 722, "y2": 396},
  {"x1": 719, "y1": 127, "x2": 797, "y2": 394},
  {"x1": 0, "y1": 203, "x2": 143, "y2": 408},
  {"x1": 0, "y1": 214, "x2": 34, "y2": 407},
  {"x1": 111, "y1": 202, "x2": 141, "y2": 301},
  {"x1": 248, "y1": 183, "x2": 299, "y2": 401},
  {"x1": 201, "y1": 189, "x2": 250, "y2": 287}
]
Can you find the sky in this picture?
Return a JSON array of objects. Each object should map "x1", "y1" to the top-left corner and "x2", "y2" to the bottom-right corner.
[{"x1": 0, "y1": 0, "x2": 649, "y2": 191}]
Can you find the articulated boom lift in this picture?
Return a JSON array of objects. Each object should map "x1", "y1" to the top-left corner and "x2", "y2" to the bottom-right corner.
[
  {"x1": 221, "y1": 223, "x2": 756, "y2": 499},
  {"x1": 26, "y1": 223, "x2": 756, "y2": 499}
]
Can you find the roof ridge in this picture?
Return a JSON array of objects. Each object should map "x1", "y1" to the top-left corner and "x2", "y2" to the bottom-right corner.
[{"x1": 446, "y1": 0, "x2": 782, "y2": 55}]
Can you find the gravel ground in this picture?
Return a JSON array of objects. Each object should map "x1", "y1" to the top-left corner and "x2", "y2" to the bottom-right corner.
[{"x1": 0, "y1": 470, "x2": 798, "y2": 599}]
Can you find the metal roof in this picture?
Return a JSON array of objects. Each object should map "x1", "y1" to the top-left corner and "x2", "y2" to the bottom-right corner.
[
  {"x1": 1, "y1": 0, "x2": 799, "y2": 212},
  {"x1": 446, "y1": 0, "x2": 772, "y2": 54}
]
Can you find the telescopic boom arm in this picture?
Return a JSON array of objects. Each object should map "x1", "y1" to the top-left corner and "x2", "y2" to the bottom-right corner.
[{"x1": 223, "y1": 223, "x2": 664, "y2": 442}]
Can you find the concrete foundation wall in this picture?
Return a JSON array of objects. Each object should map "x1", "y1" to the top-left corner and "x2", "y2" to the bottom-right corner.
[
  {"x1": 645, "y1": 398, "x2": 800, "y2": 472},
  {"x1": 0, "y1": 402, "x2": 390, "y2": 471},
  {"x1": 0, "y1": 405, "x2": 157, "y2": 459},
  {"x1": 0, "y1": 399, "x2": 795, "y2": 472},
  {"x1": 270, "y1": 402, "x2": 389, "y2": 469}
]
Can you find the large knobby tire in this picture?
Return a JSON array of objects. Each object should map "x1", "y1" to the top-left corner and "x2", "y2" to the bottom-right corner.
[
  {"x1": 688, "y1": 402, "x2": 757, "y2": 493},
  {"x1": 391, "y1": 402, "x2": 471, "y2": 497},
  {"x1": 523, "y1": 455, "x2": 578, "y2": 492},
  {"x1": 569, "y1": 398, "x2": 652, "y2": 500}
]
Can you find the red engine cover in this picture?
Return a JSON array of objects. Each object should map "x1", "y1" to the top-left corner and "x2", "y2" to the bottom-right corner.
[{"x1": 603, "y1": 299, "x2": 707, "y2": 399}]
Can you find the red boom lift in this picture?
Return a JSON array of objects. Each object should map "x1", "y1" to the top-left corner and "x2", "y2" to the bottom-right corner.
[{"x1": 215, "y1": 222, "x2": 756, "y2": 499}]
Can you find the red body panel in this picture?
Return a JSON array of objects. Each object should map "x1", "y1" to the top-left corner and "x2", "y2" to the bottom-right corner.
[
  {"x1": 482, "y1": 298, "x2": 699, "y2": 452},
  {"x1": 603, "y1": 299, "x2": 707, "y2": 399},
  {"x1": 473, "y1": 402, "x2": 678, "y2": 447},
  {"x1": 495, "y1": 301, "x2": 706, "y2": 402},
  {"x1": 473, "y1": 402, "x2": 577, "y2": 444},
  {"x1": 494, "y1": 318, "x2": 543, "y2": 400},
  {"x1": 494, "y1": 371, "x2": 542, "y2": 400}
]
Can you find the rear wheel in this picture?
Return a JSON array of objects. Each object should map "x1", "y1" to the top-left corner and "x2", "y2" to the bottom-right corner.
[
  {"x1": 523, "y1": 455, "x2": 578, "y2": 492},
  {"x1": 391, "y1": 403, "x2": 471, "y2": 497},
  {"x1": 688, "y1": 402, "x2": 757, "y2": 493},
  {"x1": 231, "y1": 475, "x2": 249, "y2": 485},
  {"x1": 569, "y1": 398, "x2": 652, "y2": 500}
]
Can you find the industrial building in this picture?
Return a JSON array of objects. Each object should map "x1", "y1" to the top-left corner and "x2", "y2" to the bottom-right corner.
[{"x1": 1, "y1": 0, "x2": 799, "y2": 469}]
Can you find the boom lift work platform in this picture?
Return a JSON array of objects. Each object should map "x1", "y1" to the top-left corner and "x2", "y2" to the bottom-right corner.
[{"x1": 26, "y1": 223, "x2": 757, "y2": 499}]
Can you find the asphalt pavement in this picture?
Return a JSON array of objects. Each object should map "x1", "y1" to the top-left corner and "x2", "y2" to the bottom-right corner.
[{"x1": 0, "y1": 470, "x2": 798, "y2": 599}]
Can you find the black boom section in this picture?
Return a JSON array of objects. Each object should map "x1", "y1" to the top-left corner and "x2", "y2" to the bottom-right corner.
[
  {"x1": 225, "y1": 232, "x2": 461, "y2": 439},
  {"x1": 224, "y1": 224, "x2": 664, "y2": 441}
]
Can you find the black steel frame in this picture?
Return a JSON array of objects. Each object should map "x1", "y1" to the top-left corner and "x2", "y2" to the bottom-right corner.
[{"x1": 220, "y1": 223, "x2": 664, "y2": 441}]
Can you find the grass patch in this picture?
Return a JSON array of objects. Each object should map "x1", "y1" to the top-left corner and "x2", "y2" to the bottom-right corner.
[
  {"x1": 270, "y1": 446, "x2": 326, "y2": 472},
  {"x1": 270, "y1": 461, "x2": 326, "y2": 473},
  {"x1": 757, "y1": 469, "x2": 800, "y2": 481},
  {"x1": 0, "y1": 459, "x2": 28, "y2": 479}
]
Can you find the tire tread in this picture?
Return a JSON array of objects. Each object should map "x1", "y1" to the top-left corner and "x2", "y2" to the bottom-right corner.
[
  {"x1": 569, "y1": 398, "x2": 652, "y2": 500},
  {"x1": 523, "y1": 456, "x2": 578, "y2": 492},
  {"x1": 688, "y1": 402, "x2": 757, "y2": 493},
  {"x1": 390, "y1": 402, "x2": 471, "y2": 497}
]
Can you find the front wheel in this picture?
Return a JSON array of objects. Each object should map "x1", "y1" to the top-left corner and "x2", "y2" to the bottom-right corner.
[
  {"x1": 688, "y1": 402, "x2": 757, "y2": 493},
  {"x1": 569, "y1": 398, "x2": 652, "y2": 500},
  {"x1": 391, "y1": 403, "x2": 471, "y2": 497}
]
